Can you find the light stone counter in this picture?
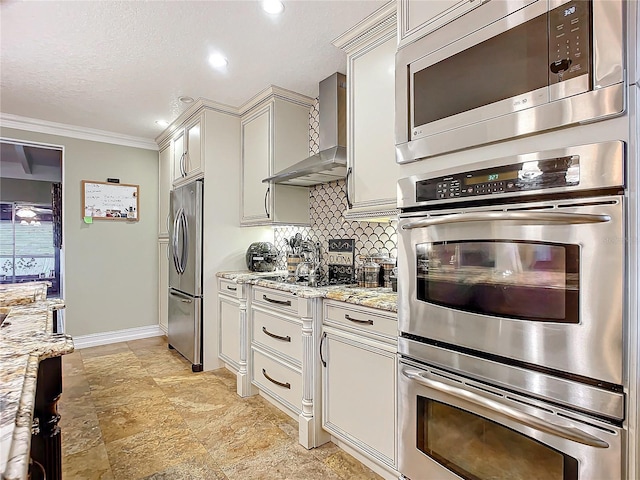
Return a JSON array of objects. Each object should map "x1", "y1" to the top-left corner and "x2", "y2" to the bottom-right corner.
[
  {"x1": 0, "y1": 282, "x2": 73, "y2": 480},
  {"x1": 216, "y1": 271, "x2": 397, "y2": 313}
]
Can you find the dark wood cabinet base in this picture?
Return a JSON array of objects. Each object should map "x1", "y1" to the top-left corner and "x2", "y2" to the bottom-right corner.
[{"x1": 31, "y1": 356, "x2": 62, "y2": 480}]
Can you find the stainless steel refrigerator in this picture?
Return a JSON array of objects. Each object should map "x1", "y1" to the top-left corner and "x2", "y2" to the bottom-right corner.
[{"x1": 168, "y1": 178, "x2": 203, "y2": 372}]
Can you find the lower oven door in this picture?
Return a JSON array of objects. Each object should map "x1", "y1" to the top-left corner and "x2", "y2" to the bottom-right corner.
[
  {"x1": 398, "y1": 359, "x2": 624, "y2": 480},
  {"x1": 398, "y1": 195, "x2": 624, "y2": 385}
]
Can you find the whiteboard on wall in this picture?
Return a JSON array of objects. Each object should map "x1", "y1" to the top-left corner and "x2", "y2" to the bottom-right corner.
[{"x1": 82, "y1": 180, "x2": 139, "y2": 221}]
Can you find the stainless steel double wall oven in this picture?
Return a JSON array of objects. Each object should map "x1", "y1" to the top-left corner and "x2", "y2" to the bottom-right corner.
[{"x1": 397, "y1": 142, "x2": 627, "y2": 480}]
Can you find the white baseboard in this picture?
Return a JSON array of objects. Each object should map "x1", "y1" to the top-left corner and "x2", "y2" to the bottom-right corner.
[
  {"x1": 159, "y1": 323, "x2": 168, "y2": 335},
  {"x1": 73, "y1": 324, "x2": 165, "y2": 349}
]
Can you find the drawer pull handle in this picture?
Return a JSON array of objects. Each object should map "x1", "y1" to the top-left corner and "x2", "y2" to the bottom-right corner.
[
  {"x1": 226, "y1": 285, "x2": 237, "y2": 291},
  {"x1": 345, "y1": 314, "x2": 373, "y2": 325},
  {"x1": 262, "y1": 368, "x2": 291, "y2": 389},
  {"x1": 320, "y1": 332, "x2": 327, "y2": 367},
  {"x1": 263, "y1": 294, "x2": 291, "y2": 306},
  {"x1": 262, "y1": 326, "x2": 291, "y2": 342}
]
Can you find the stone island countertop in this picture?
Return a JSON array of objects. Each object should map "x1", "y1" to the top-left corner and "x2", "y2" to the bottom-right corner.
[
  {"x1": 216, "y1": 271, "x2": 397, "y2": 313},
  {"x1": 0, "y1": 282, "x2": 73, "y2": 480}
]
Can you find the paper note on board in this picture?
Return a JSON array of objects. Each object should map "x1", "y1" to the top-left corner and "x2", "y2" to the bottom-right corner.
[{"x1": 83, "y1": 216, "x2": 93, "y2": 224}]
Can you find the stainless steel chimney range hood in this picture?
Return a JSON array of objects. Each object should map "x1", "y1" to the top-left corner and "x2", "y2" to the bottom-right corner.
[{"x1": 263, "y1": 73, "x2": 347, "y2": 187}]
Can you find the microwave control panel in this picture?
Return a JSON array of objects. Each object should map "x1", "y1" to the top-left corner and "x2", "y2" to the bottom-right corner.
[
  {"x1": 548, "y1": 1, "x2": 591, "y2": 83},
  {"x1": 416, "y1": 156, "x2": 580, "y2": 202}
]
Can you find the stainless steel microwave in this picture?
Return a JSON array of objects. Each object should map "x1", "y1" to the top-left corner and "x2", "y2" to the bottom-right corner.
[{"x1": 395, "y1": 0, "x2": 625, "y2": 163}]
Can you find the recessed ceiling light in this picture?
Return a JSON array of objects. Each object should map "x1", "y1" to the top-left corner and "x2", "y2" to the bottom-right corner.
[
  {"x1": 208, "y1": 53, "x2": 228, "y2": 69},
  {"x1": 262, "y1": 0, "x2": 284, "y2": 15},
  {"x1": 155, "y1": 120, "x2": 169, "y2": 127},
  {"x1": 178, "y1": 96, "x2": 194, "y2": 104}
]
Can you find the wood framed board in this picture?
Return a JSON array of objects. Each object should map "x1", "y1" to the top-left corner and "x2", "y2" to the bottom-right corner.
[{"x1": 82, "y1": 180, "x2": 139, "y2": 221}]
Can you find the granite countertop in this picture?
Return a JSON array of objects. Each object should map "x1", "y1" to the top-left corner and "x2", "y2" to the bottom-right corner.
[
  {"x1": 0, "y1": 282, "x2": 73, "y2": 480},
  {"x1": 217, "y1": 271, "x2": 397, "y2": 313}
]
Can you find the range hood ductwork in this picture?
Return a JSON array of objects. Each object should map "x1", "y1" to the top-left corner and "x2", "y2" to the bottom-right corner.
[{"x1": 263, "y1": 73, "x2": 347, "y2": 187}]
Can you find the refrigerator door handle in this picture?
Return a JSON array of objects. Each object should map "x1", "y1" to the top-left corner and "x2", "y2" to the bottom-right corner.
[
  {"x1": 169, "y1": 289, "x2": 193, "y2": 303},
  {"x1": 181, "y1": 209, "x2": 189, "y2": 275},
  {"x1": 172, "y1": 209, "x2": 182, "y2": 274}
]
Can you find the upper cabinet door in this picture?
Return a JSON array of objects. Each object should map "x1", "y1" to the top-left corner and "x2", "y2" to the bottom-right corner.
[
  {"x1": 172, "y1": 114, "x2": 205, "y2": 187},
  {"x1": 240, "y1": 92, "x2": 313, "y2": 226},
  {"x1": 334, "y1": 2, "x2": 399, "y2": 220},
  {"x1": 184, "y1": 116, "x2": 203, "y2": 177},
  {"x1": 241, "y1": 105, "x2": 272, "y2": 224},
  {"x1": 350, "y1": 33, "x2": 398, "y2": 215},
  {"x1": 158, "y1": 142, "x2": 172, "y2": 237},
  {"x1": 172, "y1": 129, "x2": 185, "y2": 184},
  {"x1": 398, "y1": 0, "x2": 483, "y2": 47}
]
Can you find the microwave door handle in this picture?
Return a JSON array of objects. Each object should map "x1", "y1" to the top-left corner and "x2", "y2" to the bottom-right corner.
[
  {"x1": 402, "y1": 369, "x2": 610, "y2": 449},
  {"x1": 401, "y1": 211, "x2": 611, "y2": 229}
]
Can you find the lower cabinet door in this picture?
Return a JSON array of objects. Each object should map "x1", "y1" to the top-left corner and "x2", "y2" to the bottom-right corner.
[
  {"x1": 219, "y1": 295, "x2": 241, "y2": 368},
  {"x1": 323, "y1": 330, "x2": 397, "y2": 467}
]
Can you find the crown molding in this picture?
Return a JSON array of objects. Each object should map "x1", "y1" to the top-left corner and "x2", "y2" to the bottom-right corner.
[
  {"x1": 155, "y1": 97, "x2": 240, "y2": 146},
  {"x1": 238, "y1": 85, "x2": 316, "y2": 116},
  {"x1": 332, "y1": 1, "x2": 397, "y2": 53},
  {"x1": 0, "y1": 113, "x2": 158, "y2": 151}
]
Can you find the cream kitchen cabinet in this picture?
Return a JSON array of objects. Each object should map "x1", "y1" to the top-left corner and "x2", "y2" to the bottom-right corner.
[
  {"x1": 249, "y1": 285, "x2": 328, "y2": 449},
  {"x1": 158, "y1": 239, "x2": 169, "y2": 333},
  {"x1": 321, "y1": 301, "x2": 398, "y2": 478},
  {"x1": 240, "y1": 90, "x2": 313, "y2": 226},
  {"x1": 334, "y1": 3, "x2": 400, "y2": 221},
  {"x1": 218, "y1": 278, "x2": 254, "y2": 396},
  {"x1": 398, "y1": 0, "x2": 483, "y2": 48},
  {"x1": 158, "y1": 141, "x2": 172, "y2": 237},
  {"x1": 172, "y1": 114, "x2": 203, "y2": 186}
]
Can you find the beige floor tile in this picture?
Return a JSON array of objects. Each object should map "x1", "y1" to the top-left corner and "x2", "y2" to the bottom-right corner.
[
  {"x1": 89, "y1": 376, "x2": 165, "y2": 411},
  {"x1": 128, "y1": 335, "x2": 167, "y2": 349},
  {"x1": 62, "y1": 336, "x2": 379, "y2": 480},
  {"x1": 193, "y1": 405, "x2": 292, "y2": 469},
  {"x1": 59, "y1": 383, "x2": 96, "y2": 420},
  {"x1": 139, "y1": 455, "x2": 228, "y2": 480},
  {"x1": 105, "y1": 424, "x2": 210, "y2": 480},
  {"x1": 322, "y1": 449, "x2": 383, "y2": 480},
  {"x1": 138, "y1": 352, "x2": 193, "y2": 376},
  {"x1": 222, "y1": 441, "x2": 343, "y2": 480},
  {"x1": 62, "y1": 443, "x2": 114, "y2": 480},
  {"x1": 80, "y1": 341, "x2": 131, "y2": 359},
  {"x1": 60, "y1": 412, "x2": 104, "y2": 456},
  {"x1": 96, "y1": 395, "x2": 186, "y2": 444},
  {"x1": 62, "y1": 351, "x2": 86, "y2": 376}
]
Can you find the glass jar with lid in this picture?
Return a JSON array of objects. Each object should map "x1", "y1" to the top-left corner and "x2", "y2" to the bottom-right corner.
[{"x1": 363, "y1": 257, "x2": 381, "y2": 288}]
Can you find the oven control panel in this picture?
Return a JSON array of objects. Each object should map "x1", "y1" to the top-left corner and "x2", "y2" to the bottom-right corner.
[{"x1": 416, "y1": 155, "x2": 580, "y2": 203}]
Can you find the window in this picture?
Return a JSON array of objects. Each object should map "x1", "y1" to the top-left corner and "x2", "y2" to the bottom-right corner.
[{"x1": 0, "y1": 202, "x2": 60, "y2": 295}]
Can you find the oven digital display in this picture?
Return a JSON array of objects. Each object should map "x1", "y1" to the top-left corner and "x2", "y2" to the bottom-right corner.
[{"x1": 464, "y1": 170, "x2": 518, "y2": 185}]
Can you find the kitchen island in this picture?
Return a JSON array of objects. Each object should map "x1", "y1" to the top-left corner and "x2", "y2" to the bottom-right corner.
[{"x1": 0, "y1": 282, "x2": 73, "y2": 480}]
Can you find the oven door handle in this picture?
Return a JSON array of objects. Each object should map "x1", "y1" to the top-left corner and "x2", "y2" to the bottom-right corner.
[
  {"x1": 402, "y1": 369, "x2": 610, "y2": 449},
  {"x1": 401, "y1": 211, "x2": 611, "y2": 229}
]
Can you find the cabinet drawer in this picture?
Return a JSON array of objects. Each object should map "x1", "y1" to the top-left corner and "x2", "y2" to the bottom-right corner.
[
  {"x1": 218, "y1": 278, "x2": 244, "y2": 298},
  {"x1": 252, "y1": 308, "x2": 302, "y2": 364},
  {"x1": 252, "y1": 348, "x2": 302, "y2": 414},
  {"x1": 325, "y1": 302, "x2": 397, "y2": 339},
  {"x1": 252, "y1": 287, "x2": 299, "y2": 315}
]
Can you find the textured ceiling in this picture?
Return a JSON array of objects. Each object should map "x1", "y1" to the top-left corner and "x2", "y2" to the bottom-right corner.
[{"x1": 0, "y1": 0, "x2": 387, "y2": 142}]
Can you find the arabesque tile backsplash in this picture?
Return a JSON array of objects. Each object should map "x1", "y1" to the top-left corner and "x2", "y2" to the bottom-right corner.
[{"x1": 273, "y1": 99, "x2": 398, "y2": 280}]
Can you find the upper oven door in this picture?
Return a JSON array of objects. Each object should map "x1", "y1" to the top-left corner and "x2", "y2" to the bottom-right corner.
[
  {"x1": 398, "y1": 195, "x2": 625, "y2": 385},
  {"x1": 395, "y1": 0, "x2": 625, "y2": 162}
]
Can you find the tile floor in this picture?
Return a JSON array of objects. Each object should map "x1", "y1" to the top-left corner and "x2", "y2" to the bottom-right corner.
[{"x1": 60, "y1": 336, "x2": 383, "y2": 480}]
